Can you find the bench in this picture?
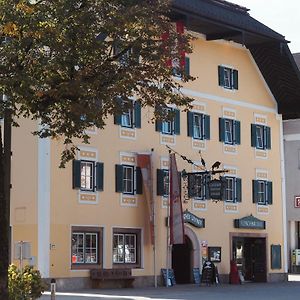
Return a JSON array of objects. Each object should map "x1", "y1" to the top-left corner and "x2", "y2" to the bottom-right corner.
[{"x1": 90, "y1": 268, "x2": 135, "y2": 288}]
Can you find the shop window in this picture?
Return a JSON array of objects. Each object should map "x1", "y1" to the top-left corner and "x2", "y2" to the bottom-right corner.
[
  {"x1": 71, "y1": 226, "x2": 103, "y2": 269},
  {"x1": 112, "y1": 228, "x2": 141, "y2": 268}
]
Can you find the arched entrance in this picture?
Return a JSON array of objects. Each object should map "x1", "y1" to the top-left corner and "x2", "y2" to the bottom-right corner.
[{"x1": 171, "y1": 225, "x2": 201, "y2": 284}]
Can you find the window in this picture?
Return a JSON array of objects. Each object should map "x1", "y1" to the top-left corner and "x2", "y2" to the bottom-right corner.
[
  {"x1": 188, "y1": 173, "x2": 210, "y2": 200},
  {"x1": 80, "y1": 161, "x2": 94, "y2": 191},
  {"x1": 115, "y1": 164, "x2": 143, "y2": 195},
  {"x1": 123, "y1": 165, "x2": 134, "y2": 194},
  {"x1": 218, "y1": 66, "x2": 238, "y2": 90},
  {"x1": 252, "y1": 180, "x2": 273, "y2": 205},
  {"x1": 157, "y1": 169, "x2": 182, "y2": 197},
  {"x1": 251, "y1": 124, "x2": 271, "y2": 150},
  {"x1": 219, "y1": 118, "x2": 240, "y2": 145},
  {"x1": 223, "y1": 177, "x2": 242, "y2": 203},
  {"x1": 155, "y1": 108, "x2": 180, "y2": 135},
  {"x1": 113, "y1": 228, "x2": 141, "y2": 268},
  {"x1": 187, "y1": 112, "x2": 210, "y2": 140},
  {"x1": 114, "y1": 98, "x2": 141, "y2": 129},
  {"x1": 72, "y1": 160, "x2": 104, "y2": 192},
  {"x1": 71, "y1": 227, "x2": 103, "y2": 269}
]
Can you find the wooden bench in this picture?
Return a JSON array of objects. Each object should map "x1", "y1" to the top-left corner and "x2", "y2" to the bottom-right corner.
[{"x1": 90, "y1": 268, "x2": 134, "y2": 288}]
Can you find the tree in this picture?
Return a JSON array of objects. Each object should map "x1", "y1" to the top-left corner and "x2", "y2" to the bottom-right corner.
[{"x1": 0, "y1": 0, "x2": 194, "y2": 297}]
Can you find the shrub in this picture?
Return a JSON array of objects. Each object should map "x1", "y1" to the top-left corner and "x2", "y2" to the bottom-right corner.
[{"x1": 8, "y1": 264, "x2": 45, "y2": 300}]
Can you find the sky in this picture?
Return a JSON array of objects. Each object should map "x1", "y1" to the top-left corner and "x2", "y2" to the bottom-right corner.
[{"x1": 229, "y1": 0, "x2": 300, "y2": 53}]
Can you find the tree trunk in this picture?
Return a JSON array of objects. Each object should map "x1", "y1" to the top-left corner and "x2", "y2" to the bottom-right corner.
[{"x1": 0, "y1": 111, "x2": 12, "y2": 299}]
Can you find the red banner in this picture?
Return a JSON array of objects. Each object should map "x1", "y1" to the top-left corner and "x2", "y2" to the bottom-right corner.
[
  {"x1": 169, "y1": 153, "x2": 185, "y2": 245},
  {"x1": 137, "y1": 154, "x2": 155, "y2": 245}
]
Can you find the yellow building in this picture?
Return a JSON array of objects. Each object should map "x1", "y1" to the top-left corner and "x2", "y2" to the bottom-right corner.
[{"x1": 8, "y1": 0, "x2": 300, "y2": 289}]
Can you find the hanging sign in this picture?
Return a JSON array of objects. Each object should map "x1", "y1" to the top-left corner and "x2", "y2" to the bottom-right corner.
[
  {"x1": 208, "y1": 179, "x2": 223, "y2": 200},
  {"x1": 183, "y1": 210, "x2": 205, "y2": 228},
  {"x1": 234, "y1": 215, "x2": 266, "y2": 230}
]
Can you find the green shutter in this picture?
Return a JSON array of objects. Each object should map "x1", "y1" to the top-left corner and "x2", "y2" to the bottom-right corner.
[
  {"x1": 115, "y1": 164, "x2": 124, "y2": 193},
  {"x1": 184, "y1": 57, "x2": 190, "y2": 77},
  {"x1": 267, "y1": 181, "x2": 273, "y2": 205},
  {"x1": 251, "y1": 124, "x2": 257, "y2": 147},
  {"x1": 204, "y1": 175, "x2": 211, "y2": 200},
  {"x1": 135, "y1": 167, "x2": 143, "y2": 195},
  {"x1": 234, "y1": 120, "x2": 241, "y2": 145},
  {"x1": 134, "y1": 101, "x2": 141, "y2": 128},
  {"x1": 96, "y1": 162, "x2": 104, "y2": 191},
  {"x1": 72, "y1": 160, "x2": 81, "y2": 189},
  {"x1": 252, "y1": 180, "x2": 259, "y2": 203},
  {"x1": 187, "y1": 111, "x2": 194, "y2": 137},
  {"x1": 266, "y1": 126, "x2": 271, "y2": 149},
  {"x1": 218, "y1": 66, "x2": 225, "y2": 87},
  {"x1": 220, "y1": 176, "x2": 226, "y2": 201},
  {"x1": 271, "y1": 245, "x2": 281, "y2": 269},
  {"x1": 157, "y1": 169, "x2": 165, "y2": 196},
  {"x1": 204, "y1": 115, "x2": 210, "y2": 140},
  {"x1": 155, "y1": 120, "x2": 162, "y2": 132},
  {"x1": 114, "y1": 97, "x2": 122, "y2": 125},
  {"x1": 233, "y1": 69, "x2": 238, "y2": 90},
  {"x1": 219, "y1": 118, "x2": 225, "y2": 142},
  {"x1": 235, "y1": 178, "x2": 242, "y2": 202},
  {"x1": 174, "y1": 109, "x2": 180, "y2": 135}
]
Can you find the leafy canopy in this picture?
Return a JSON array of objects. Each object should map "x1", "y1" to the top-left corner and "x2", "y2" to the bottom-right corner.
[{"x1": 0, "y1": 0, "x2": 194, "y2": 166}]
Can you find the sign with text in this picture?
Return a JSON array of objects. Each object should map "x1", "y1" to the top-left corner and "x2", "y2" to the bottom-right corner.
[
  {"x1": 183, "y1": 210, "x2": 205, "y2": 228},
  {"x1": 295, "y1": 196, "x2": 300, "y2": 208},
  {"x1": 234, "y1": 215, "x2": 266, "y2": 230}
]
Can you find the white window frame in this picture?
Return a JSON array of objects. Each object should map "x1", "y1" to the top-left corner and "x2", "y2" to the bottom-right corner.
[
  {"x1": 121, "y1": 101, "x2": 134, "y2": 128},
  {"x1": 80, "y1": 161, "x2": 95, "y2": 191},
  {"x1": 123, "y1": 165, "x2": 135, "y2": 195},
  {"x1": 194, "y1": 174, "x2": 206, "y2": 200},
  {"x1": 193, "y1": 113, "x2": 204, "y2": 140},
  {"x1": 223, "y1": 67, "x2": 232, "y2": 89},
  {"x1": 224, "y1": 119, "x2": 234, "y2": 145},
  {"x1": 72, "y1": 232, "x2": 98, "y2": 264},
  {"x1": 113, "y1": 233, "x2": 137, "y2": 264},
  {"x1": 256, "y1": 125, "x2": 264, "y2": 149},
  {"x1": 257, "y1": 180, "x2": 267, "y2": 204},
  {"x1": 162, "y1": 108, "x2": 174, "y2": 135},
  {"x1": 225, "y1": 177, "x2": 235, "y2": 202}
]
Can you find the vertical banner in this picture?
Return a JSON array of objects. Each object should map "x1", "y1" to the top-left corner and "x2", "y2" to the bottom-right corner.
[
  {"x1": 176, "y1": 20, "x2": 185, "y2": 69},
  {"x1": 169, "y1": 153, "x2": 185, "y2": 245},
  {"x1": 137, "y1": 154, "x2": 154, "y2": 245}
]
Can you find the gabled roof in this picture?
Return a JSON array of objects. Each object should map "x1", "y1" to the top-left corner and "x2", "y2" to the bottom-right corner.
[
  {"x1": 294, "y1": 53, "x2": 300, "y2": 69},
  {"x1": 171, "y1": 0, "x2": 300, "y2": 119}
]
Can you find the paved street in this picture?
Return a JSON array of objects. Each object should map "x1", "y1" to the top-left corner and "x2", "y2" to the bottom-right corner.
[{"x1": 41, "y1": 282, "x2": 300, "y2": 300}]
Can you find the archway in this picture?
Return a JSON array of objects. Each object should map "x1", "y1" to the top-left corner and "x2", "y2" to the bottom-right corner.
[{"x1": 171, "y1": 225, "x2": 201, "y2": 284}]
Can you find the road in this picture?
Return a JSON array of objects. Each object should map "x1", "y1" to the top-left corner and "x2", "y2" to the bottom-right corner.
[{"x1": 41, "y1": 282, "x2": 300, "y2": 300}]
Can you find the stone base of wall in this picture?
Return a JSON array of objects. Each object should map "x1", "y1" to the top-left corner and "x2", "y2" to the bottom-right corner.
[{"x1": 268, "y1": 273, "x2": 287, "y2": 282}]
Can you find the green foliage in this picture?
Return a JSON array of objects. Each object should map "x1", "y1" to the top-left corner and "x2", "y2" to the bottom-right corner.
[
  {"x1": 0, "y1": 0, "x2": 194, "y2": 166},
  {"x1": 8, "y1": 264, "x2": 45, "y2": 300}
]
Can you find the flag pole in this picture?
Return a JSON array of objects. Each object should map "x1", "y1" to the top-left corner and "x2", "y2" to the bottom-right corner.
[
  {"x1": 151, "y1": 149, "x2": 157, "y2": 288},
  {"x1": 166, "y1": 150, "x2": 171, "y2": 287}
]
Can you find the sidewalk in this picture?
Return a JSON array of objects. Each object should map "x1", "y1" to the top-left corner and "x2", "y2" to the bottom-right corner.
[{"x1": 41, "y1": 282, "x2": 300, "y2": 300}]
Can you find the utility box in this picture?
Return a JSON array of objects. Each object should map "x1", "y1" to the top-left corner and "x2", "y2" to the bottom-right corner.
[{"x1": 292, "y1": 249, "x2": 300, "y2": 266}]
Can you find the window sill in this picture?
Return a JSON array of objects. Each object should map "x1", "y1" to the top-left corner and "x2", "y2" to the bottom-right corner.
[{"x1": 71, "y1": 263, "x2": 101, "y2": 270}]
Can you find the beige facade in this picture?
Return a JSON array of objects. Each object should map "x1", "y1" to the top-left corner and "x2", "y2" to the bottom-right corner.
[{"x1": 9, "y1": 32, "x2": 287, "y2": 288}]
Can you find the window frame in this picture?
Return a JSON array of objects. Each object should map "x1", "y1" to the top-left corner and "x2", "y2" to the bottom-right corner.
[
  {"x1": 224, "y1": 119, "x2": 234, "y2": 145},
  {"x1": 122, "y1": 165, "x2": 135, "y2": 195},
  {"x1": 71, "y1": 226, "x2": 103, "y2": 270},
  {"x1": 193, "y1": 174, "x2": 206, "y2": 200},
  {"x1": 256, "y1": 125, "x2": 264, "y2": 149},
  {"x1": 80, "y1": 160, "x2": 95, "y2": 192},
  {"x1": 163, "y1": 169, "x2": 170, "y2": 197},
  {"x1": 224, "y1": 177, "x2": 235, "y2": 202},
  {"x1": 223, "y1": 67, "x2": 232, "y2": 89},
  {"x1": 121, "y1": 101, "x2": 134, "y2": 128},
  {"x1": 193, "y1": 113, "x2": 204, "y2": 140},
  {"x1": 112, "y1": 228, "x2": 141, "y2": 268},
  {"x1": 161, "y1": 108, "x2": 174, "y2": 135},
  {"x1": 257, "y1": 180, "x2": 267, "y2": 205}
]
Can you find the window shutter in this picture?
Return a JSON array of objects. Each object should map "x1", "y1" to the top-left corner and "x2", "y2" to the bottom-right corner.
[
  {"x1": 114, "y1": 97, "x2": 122, "y2": 125},
  {"x1": 96, "y1": 162, "x2": 104, "y2": 191},
  {"x1": 187, "y1": 111, "x2": 194, "y2": 137},
  {"x1": 234, "y1": 120, "x2": 241, "y2": 145},
  {"x1": 204, "y1": 175, "x2": 211, "y2": 200},
  {"x1": 115, "y1": 164, "x2": 124, "y2": 193},
  {"x1": 188, "y1": 174, "x2": 194, "y2": 198},
  {"x1": 267, "y1": 181, "x2": 273, "y2": 205},
  {"x1": 135, "y1": 167, "x2": 143, "y2": 195},
  {"x1": 184, "y1": 57, "x2": 190, "y2": 77},
  {"x1": 157, "y1": 169, "x2": 165, "y2": 196},
  {"x1": 233, "y1": 69, "x2": 238, "y2": 90},
  {"x1": 218, "y1": 66, "x2": 225, "y2": 87},
  {"x1": 204, "y1": 115, "x2": 210, "y2": 140},
  {"x1": 251, "y1": 124, "x2": 257, "y2": 147},
  {"x1": 235, "y1": 178, "x2": 242, "y2": 203},
  {"x1": 266, "y1": 126, "x2": 271, "y2": 149},
  {"x1": 219, "y1": 118, "x2": 225, "y2": 142},
  {"x1": 174, "y1": 109, "x2": 180, "y2": 135},
  {"x1": 72, "y1": 160, "x2": 81, "y2": 189},
  {"x1": 134, "y1": 101, "x2": 141, "y2": 128},
  {"x1": 252, "y1": 180, "x2": 259, "y2": 203},
  {"x1": 155, "y1": 120, "x2": 162, "y2": 132}
]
